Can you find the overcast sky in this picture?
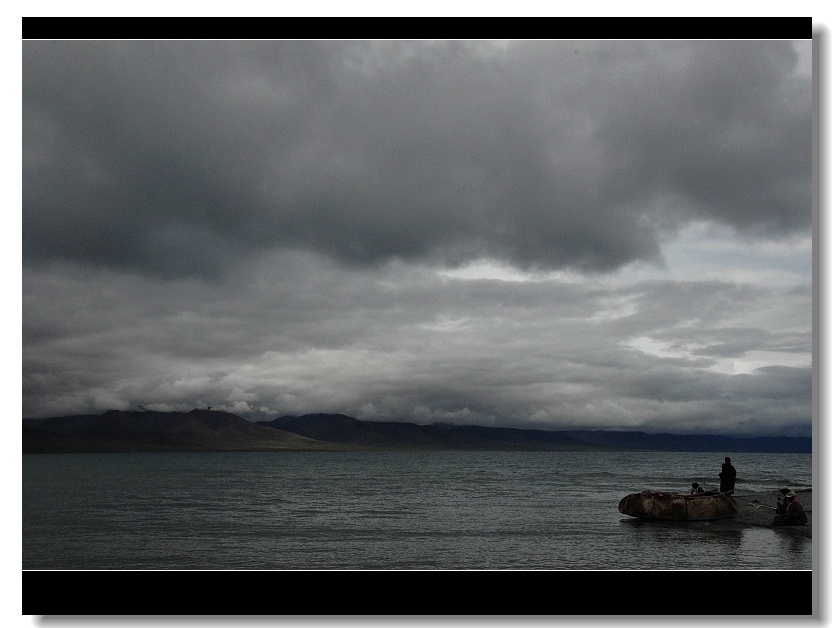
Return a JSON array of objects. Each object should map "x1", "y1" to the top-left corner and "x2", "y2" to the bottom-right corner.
[{"x1": 21, "y1": 39, "x2": 813, "y2": 436}]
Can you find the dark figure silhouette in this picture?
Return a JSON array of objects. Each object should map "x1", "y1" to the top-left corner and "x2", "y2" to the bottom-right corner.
[
  {"x1": 719, "y1": 456, "x2": 736, "y2": 494},
  {"x1": 690, "y1": 482, "x2": 704, "y2": 494}
]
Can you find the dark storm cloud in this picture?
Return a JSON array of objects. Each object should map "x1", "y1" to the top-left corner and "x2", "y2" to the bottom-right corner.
[
  {"x1": 593, "y1": 41, "x2": 810, "y2": 235},
  {"x1": 23, "y1": 40, "x2": 811, "y2": 280}
]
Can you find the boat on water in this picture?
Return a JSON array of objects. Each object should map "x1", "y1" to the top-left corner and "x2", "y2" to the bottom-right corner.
[{"x1": 618, "y1": 489, "x2": 739, "y2": 521}]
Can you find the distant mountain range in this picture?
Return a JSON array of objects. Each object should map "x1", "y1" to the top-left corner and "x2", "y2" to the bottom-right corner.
[
  {"x1": 260, "y1": 413, "x2": 811, "y2": 453},
  {"x1": 22, "y1": 409, "x2": 338, "y2": 454},
  {"x1": 22, "y1": 409, "x2": 812, "y2": 454}
]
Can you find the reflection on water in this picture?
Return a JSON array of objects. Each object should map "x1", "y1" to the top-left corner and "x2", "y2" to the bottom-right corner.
[
  {"x1": 740, "y1": 527, "x2": 781, "y2": 566},
  {"x1": 617, "y1": 518, "x2": 742, "y2": 569},
  {"x1": 618, "y1": 518, "x2": 811, "y2": 570},
  {"x1": 742, "y1": 527, "x2": 813, "y2": 570}
]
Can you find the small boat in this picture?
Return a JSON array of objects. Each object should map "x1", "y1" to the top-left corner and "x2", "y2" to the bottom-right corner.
[{"x1": 618, "y1": 489, "x2": 739, "y2": 521}]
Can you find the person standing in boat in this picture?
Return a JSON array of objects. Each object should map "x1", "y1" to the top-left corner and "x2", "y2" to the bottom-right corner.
[
  {"x1": 771, "y1": 490, "x2": 807, "y2": 526},
  {"x1": 718, "y1": 456, "x2": 736, "y2": 494},
  {"x1": 690, "y1": 482, "x2": 704, "y2": 494}
]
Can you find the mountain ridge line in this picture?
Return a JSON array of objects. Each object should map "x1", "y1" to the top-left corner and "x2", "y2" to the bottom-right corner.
[{"x1": 22, "y1": 409, "x2": 812, "y2": 454}]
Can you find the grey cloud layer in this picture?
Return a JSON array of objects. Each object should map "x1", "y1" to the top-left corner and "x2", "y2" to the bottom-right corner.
[
  {"x1": 22, "y1": 257, "x2": 811, "y2": 435},
  {"x1": 23, "y1": 41, "x2": 811, "y2": 279}
]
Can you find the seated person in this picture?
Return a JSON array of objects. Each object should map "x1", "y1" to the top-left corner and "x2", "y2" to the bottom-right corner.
[{"x1": 771, "y1": 490, "x2": 807, "y2": 526}]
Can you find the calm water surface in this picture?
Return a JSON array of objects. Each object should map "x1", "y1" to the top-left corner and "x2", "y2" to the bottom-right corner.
[{"x1": 22, "y1": 450, "x2": 812, "y2": 570}]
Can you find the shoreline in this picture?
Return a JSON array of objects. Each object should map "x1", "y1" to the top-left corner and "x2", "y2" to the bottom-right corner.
[{"x1": 677, "y1": 488, "x2": 812, "y2": 536}]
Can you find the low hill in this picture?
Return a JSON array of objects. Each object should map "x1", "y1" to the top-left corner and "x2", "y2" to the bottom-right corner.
[
  {"x1": 23, "y1": 409, "x2": 341, "y2": 453},
  {"x1": 261, "y1": 414, "x2": 812, "y2": 453}
]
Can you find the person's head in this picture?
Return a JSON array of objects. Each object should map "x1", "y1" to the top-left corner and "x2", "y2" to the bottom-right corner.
[
  {"x1": 692, "y1": 482, "x2": 699, "y2": 488},
  {"x1": 724, "y1": 457, "x2": 731, "y2": 463},
  {"x1": 786, "y1": 490, "x2": 796, "y2": 499},
  {"x1": 780, "y1": 487, "x2": 791, "y2": 496}
]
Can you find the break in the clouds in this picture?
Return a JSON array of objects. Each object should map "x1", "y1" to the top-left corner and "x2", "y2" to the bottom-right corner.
[{"x1": 22, "y1": 40, "x2": 813, "y2": 436}]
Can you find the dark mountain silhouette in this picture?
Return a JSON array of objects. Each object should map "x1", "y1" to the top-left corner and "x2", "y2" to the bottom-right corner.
[
  {"x1": 23, "y1": 410, "x2": 811, "y2": 454},
  {"x1": 22, "y1": 409, "x2": 340, "y2": 453},
  {"x1": 261, "y1": 414, "x2": 811, "y2": 453}
]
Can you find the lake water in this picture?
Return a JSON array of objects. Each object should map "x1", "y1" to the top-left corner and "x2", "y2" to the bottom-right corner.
[{"x1": 22, "y1": 450, "x2": 813, "y2": 570}]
